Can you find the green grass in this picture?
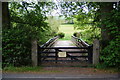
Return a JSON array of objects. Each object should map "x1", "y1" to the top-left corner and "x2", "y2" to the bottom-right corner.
[
  {"x1": 3, "y1": 66, "x2": 62, "y2": 73},
  {"x1": 3, "y1": 66, "x2": 43, "y2": 72},
  {"x1": 58, "y1": 24, "x2": 82, "y2": 40}
]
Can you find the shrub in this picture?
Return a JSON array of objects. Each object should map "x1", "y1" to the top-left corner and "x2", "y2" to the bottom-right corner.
[
  {"x1": 73, "y1": 32, "x2": 81, "y2": 38},
  {"x1": 2, "y1": 28, "x2": 32, "y2": 67},
  {"x1": 57, "y1": 32, "x2": 65, "y2": 38},
  {"x1": 73, "y1": 32, "x2": 78, "y2": 37},
  {"x1": 100, "y1": 37, "x2": 120, "y2": 70}
]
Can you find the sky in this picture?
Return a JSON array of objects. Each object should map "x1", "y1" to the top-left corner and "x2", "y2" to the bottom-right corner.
[{"x1": 51, "y1": 0, "x2": 89, "y2": 16}]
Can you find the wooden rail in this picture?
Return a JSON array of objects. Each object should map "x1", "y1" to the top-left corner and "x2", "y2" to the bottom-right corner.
[
  {"x1": 38, "y1": 36, "x2": 59, "y2": 64},
  {"x1": 38, "y1": 47, "x2": 90, "y2": 63},
  {"x1": 71, "y1": 36, "x2": 89, "y2": 47},
  {"x1": 40, "y1": 36, "x2": 59, "y2": 48},
  {"x1": 71, "y1": 35, "x2": 93, "y2": 63},
  {"x1": 38, "y1": 46, "x2": 93, "y2": 63}
]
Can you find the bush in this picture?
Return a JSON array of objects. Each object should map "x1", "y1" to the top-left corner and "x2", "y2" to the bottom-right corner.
[
  {"x1": 2, "y1": 28, "x2": 32, "y2": 67},
  {"x1": 73, "y1": 32, "x2": 78, "y2": 37},
  {"x1": 100, "y1": 37, "x2": 120, "y2": 70},
  {"x1": 73, "y1": 32, "x2": 81, "y2": 37},
  {"x1": 57, "y1": 32, "x2": 65, "y2": 38},
  {"x1": 2, "y1": 26, "x2": 54, "y2": 68}
]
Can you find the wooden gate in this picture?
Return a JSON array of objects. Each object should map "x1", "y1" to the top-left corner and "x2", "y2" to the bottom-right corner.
[
  {"x1": 37, "y1": 36, "x2": 93, "y2": 65},
  {"x1": 38, "y1": 46, "x2": 93, "y2": 65}
]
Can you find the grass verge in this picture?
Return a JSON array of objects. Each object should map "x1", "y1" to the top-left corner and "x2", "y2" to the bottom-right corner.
[{"x1": 3, "y1": 66, "x2": 62, "y2": 73}]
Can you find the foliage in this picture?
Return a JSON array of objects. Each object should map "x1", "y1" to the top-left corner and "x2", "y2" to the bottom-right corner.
[
  {"x1": 57, "y1": 32, "x2": 65, "y2": 38},
  {"x1": 2, "y1": 28, "x2": 32, "y2": 67},
  {"x1": 101, "y1": 38, "x2": 120, "y2": 69},
  {"x1": 73, "y1": 32, "x2": 78, "y2": 37},
  {"x1": 99, "y1": 5, "x2": 120, "y2": 69},
  {"x1": 59, "y1": 2, "x2": 120, "y2": 68},
  {"x1": 2, "y1": 2, "x2": 56, "y2": 67},
  {"x1": 73, "y1": 12, "x2": 94, "y2": 28},
  {"x1": 80, "y1": 25, "x2": 101, "y2": 44},
  {"x1": 46, "y1": 16, "x2": 60, "y2": 35},
  {"x1": 73, "y1": 32, "x2": 81, "y2": 38},
  {"x1": 59, "y1": 2, "x2": 101, "y2": 44}
]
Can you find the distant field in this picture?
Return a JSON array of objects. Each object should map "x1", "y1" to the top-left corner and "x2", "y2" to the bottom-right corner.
[{"x1": 58, "y1": 24, "x2": 81, "y2": 40}]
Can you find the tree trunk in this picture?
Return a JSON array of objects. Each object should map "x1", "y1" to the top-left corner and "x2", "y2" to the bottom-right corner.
[
  {"x1": 100, "y1": 2, "x2": 114, "y2": 48},
  {"x1": 2, "y1": 2, "x2": 10, "y2": 29}
]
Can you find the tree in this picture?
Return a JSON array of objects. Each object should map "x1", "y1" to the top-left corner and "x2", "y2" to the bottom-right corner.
[
  {"x1": 2, "y1": 2, "x2": 57, "y2": 67},
  {"x1": 2, "y1": 2, "x2": 10, "y2": 29},
  {"x1": 99, "y1": 3, "x2": 114, "y2": 47},
  {"x1": 58, "y1": 2, "x2": 120, "y2": 68}
]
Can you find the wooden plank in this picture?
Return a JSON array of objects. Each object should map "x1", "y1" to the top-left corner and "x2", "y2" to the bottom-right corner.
[
  {"x1": 42, "y1": 60, "x2": 88, "y2": 62},
  {"x1": 39, "y1": 51, "x2": 88, "y2": 54},
  {"x1": 39, "y1": 47, "x2": 88, "y2": 49},
  {"x1": 41, "y1": 56, "x2": 88, "y2": 58}
]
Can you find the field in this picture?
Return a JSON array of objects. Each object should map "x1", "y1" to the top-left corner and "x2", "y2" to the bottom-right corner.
[{"x1": 58, "y1": 24, "x2": 81, "y2": 40}]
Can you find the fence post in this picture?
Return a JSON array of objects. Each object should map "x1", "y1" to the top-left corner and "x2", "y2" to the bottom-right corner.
[
  {"x1": 31, "y1": 39, "x2": 38, "y2": 66},
  {"x1": 93, "y1": 39, "x2": 100, "y2": 65},
  {"x1": 88, "y1": 45, "x2": 93, "y2": 63}
]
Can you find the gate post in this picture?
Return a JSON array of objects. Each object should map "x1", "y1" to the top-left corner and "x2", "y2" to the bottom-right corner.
[
  {"x1": 93, "y1": 39, "x2": 100, "y2": 65},
  {"x1": 31, "y1": 39, "x2": 38, "y2": 66},
  {"x1": 88, "y1": 45, "x2": 93, "y2": 63}
]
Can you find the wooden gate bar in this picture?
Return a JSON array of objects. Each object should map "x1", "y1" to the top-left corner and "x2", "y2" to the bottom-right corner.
[
  {"x1": 43, "y1": 60, "x2": 88, "y2": 62},
  {"x1": 39, "y1": 51, "x2": 88, "y2": 53},
  {"x1": 41, "y1": 56, "x2": 88, "y2": 58},
  {"x1": 39, "y1": 47, "x2": 88, "y2": 49}
]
